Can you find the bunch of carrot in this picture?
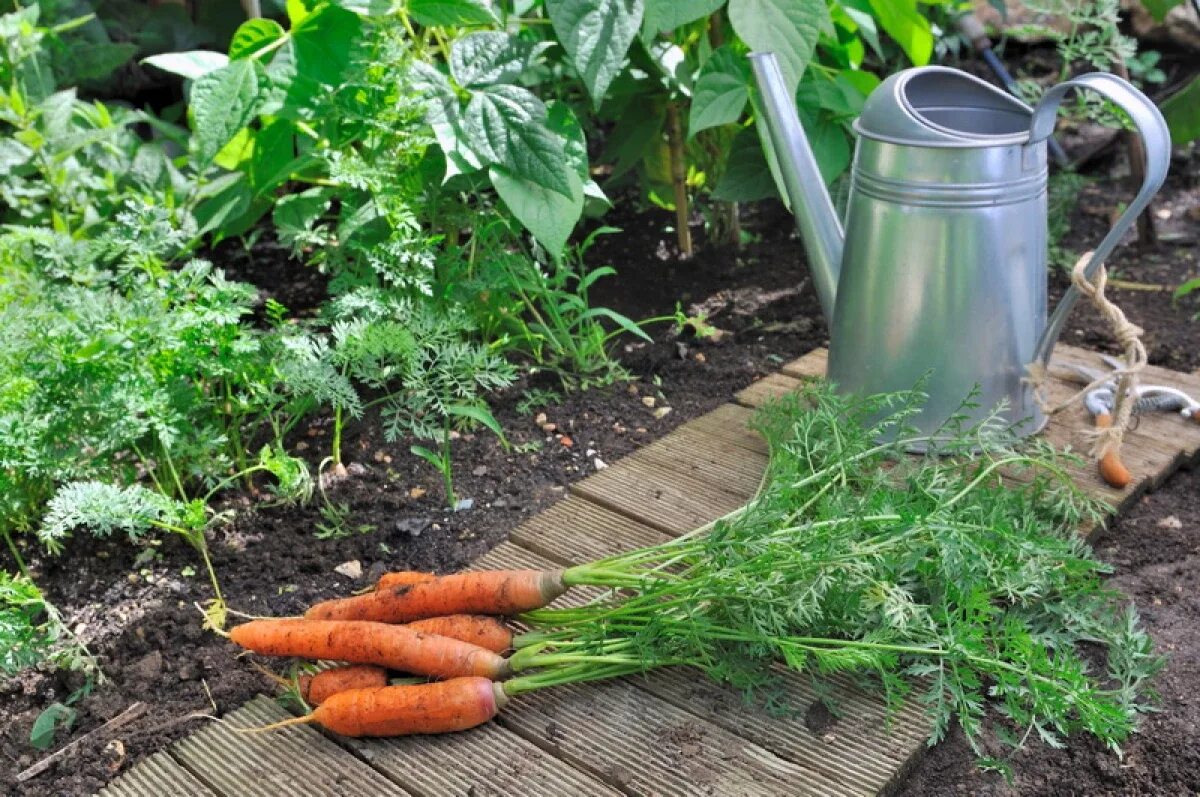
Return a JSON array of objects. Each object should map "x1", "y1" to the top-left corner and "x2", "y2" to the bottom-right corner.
[
  {"x1": 229, "y1": 384, "x2": 1158, "y2": 766},
  {"x1": 230, "y1": 565, "x2": 637, "y2": 737}
]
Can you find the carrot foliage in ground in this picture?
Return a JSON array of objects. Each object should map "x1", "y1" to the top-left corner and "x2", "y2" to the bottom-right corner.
[{"x1": 506, "y1": 385, "x2": 1162, "y2": 774}]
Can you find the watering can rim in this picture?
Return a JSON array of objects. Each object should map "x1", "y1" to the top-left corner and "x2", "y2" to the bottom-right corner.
[{"x1": 851, "y1": 65, "x2": 1039, "y2": 150}]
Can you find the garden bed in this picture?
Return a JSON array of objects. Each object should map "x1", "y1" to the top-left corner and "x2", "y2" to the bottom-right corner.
[{"x1": 2, "y1": 157, "x2": 1199, "y2": 796}]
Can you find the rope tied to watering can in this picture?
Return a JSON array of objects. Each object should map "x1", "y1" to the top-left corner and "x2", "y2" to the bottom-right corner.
[{"x1": 1024, "y1": 250, "x2": 1147, "y2": 487}]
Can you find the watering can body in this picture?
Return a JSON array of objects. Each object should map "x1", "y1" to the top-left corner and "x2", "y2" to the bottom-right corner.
[{"x1": 749, "y1": 56, "x2": 1170, "y2": 443}]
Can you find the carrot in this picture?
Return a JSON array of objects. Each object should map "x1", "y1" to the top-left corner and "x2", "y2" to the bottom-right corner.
[
  {"x1": 229, "y1": 619, "x2": 512, "y2": 679},
  {"x1": 249, "y1": 677, "x2": 507, "y2": 738},
  {"x1": 407, "y1": 615, "x2": 513, "y2": 653},
  {"x1": 1094, "y1": 413, "x2": 1132, "y2": 489},
  {"x1": 305, "y1": 569, "x2": 567, "y2": 623},
  {"x1": 299, "y1": 664, "x2": 388, "y2": 705},
  {"x1": 376, "y1": 571, "x2": 437, "y2": 591}
]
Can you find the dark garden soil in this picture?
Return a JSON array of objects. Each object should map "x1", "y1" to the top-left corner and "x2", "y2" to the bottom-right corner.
[{"x1": 2, "y1": 143, "x2": 1199, "y2": 795}]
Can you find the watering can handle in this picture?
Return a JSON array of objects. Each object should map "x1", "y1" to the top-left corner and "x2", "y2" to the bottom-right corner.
[{"x1": 1030, "y1": 73, "x2": 1171, "y2": 367}]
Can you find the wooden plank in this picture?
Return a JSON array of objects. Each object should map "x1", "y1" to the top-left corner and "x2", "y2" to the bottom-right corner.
[
  {"x1": 635, "y1": 667, "x2": 930, "y2": 795},
  {"x1": 171, "y1": 696, "x2": 406, "y2": 797},
  {"x1": 629, "y1": 424, "x2": 768, "y2": 498},
  {"x1": 345, "y1": 721, "x2": 621, "y2": 797},
  {"x1": 99, "y1": 751, "x2": 219, "y2": 797},
  {"x1": 1049, "y1": 345, "x2": 1200, "y2": 459},
  {"x1": 571, "y1": 459, "x2": 748, "y2": 536},
  {"x1": 500, "y1": 678, "x2": 849, "y2": 797},
  {"x1": 510, "y1": 494, "x2": 673, "y2": 566},
  {"x1": 679, "y1": 403, "x2": 768, "y2": 454},
  {"x1": 735, "y1": 372, "x2": 806, "y2": 408},
  {"x1": 782, "y1": 347, "x2": 829, "y2": 379}
]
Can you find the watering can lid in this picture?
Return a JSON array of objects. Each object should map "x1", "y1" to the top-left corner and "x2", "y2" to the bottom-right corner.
[{"x1": 854, "y1": 66, "x2": 1036, "y2": 148}]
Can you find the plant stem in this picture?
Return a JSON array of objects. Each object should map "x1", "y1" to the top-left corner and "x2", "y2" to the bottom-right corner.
[
  {"x1": 665, "y1": 101, "x2": 693, "y2": 258},
  {"x1": 2, "y1": 528, "x2": 29, "y2": 576}
]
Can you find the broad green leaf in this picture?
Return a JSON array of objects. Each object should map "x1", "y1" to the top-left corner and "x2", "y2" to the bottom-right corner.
[
  {"x1": 189, "y1": 59, "x2": 263, "y2": 168},
  {"x1": 229, "y1": 19, "x2": 287, "y2": 60},
  {"x1": 142, "y1": 50, "x2": 228, "y2": 80},
  {"x1": 291, "y1": 5, "x2": 362, "y2": 87},
  {"x1": 837, "y1": 68, "x2": 880, "y2": 99},
  {"x1": 427, "y1": 96, "x2": 484, "y2": 180},
  {"x1": 1161, "y1": 75, "x2": 1200, "y2": 147},
  {"x1": 213, "y1": 126, "x2": 254, "y2": 170},
  {"x1": 642, "y1": 0, "x2": 725, "y2": 37},
  {"x1": 546, "y1": 100, "x2": 590, "y2": 180},
  {"x1": 839, "y1": 5, "x2": 883, "y2": 60},
  {"x1": 30, "y1": 703, "x2": 76, "y2": 751},
  {"x1": 547, "y1": 0, "x2": 644, "y2": 105},
  {"x1": 450, "y1": 32, "x2": 550, "y2": 87},
  {"x1": 193, "y1": 173, "x2": 252, "y2": 235},
  {"x1": 490, "y1": 164, "x2": 584, "y2": 254},
  {"x1": 799, "y1": 108, "x2": 850, "y2": 184},
  {"x1": 445, "y1": 403, "x2": 508, "y2": 445},
  {"x1": 1141, "y1": 0, "x2": 1183, "y2": 22},
  {"x1": 462, "y1": 85, "x2": 574, "y2": 197},
  {"x1": 689, "y1": 45, "x2": 749, "y2": 137},
  {"x1": 728, "y1": 0, "x2": 827, "y2": 96},
  {"x1": 713, "y1": 125, "x2": 777, "y2": 202},
  {"x1": 866, "y1": 0, "x2": 931, "y2": 66},
  {"x1": 287, "y1": 0, "x2": 318, "y2": 25},
  {"x1": 248, "y1": 118, "x2": 297, "y2": 193},
  {"x1": 797, "y1": 70, "x2": 868, "y2": 119},
  {"x1": 331, "y1": 0, "x2": 394, "y2": 14},
  {"x1": 273, "y1": 186, "x2": 333, "y2": 243},
  {"x1": 69, "y1": 42, "x2": 138, "y2": 83},
  {"x1": 408, "y1": 0, "x2": 499, "y2": 26}
]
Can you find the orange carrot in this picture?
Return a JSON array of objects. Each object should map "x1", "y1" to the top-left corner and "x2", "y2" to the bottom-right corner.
[
  {"x1": 251, "y1": 677, "x2": 507, "y2": 737},
  {"x1": 305, "y1": 569, "x2": 567, "y2": 623},
  {"x1": 1094, "y1": 413, "x2": 1132, "y2": 489},
  {"x1": 299, "y1": 664, "x2": 388, "y2": 705},
  {"x1": 229, "y1": 619, "x2": 511, "y2": 679},
  {"x1": 407, "y1": 615, "x2": 513, "y2": 653},
  {"x1": 376, "y1": 571, "x2": 437, "y2": 591}
]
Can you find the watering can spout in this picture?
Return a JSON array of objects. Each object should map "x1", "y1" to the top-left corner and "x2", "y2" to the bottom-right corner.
[{"x1": 749, "y1": 52, "x2": 843, "y2": 323}]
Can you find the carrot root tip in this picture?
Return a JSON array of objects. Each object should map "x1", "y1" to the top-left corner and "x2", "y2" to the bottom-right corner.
[{"x1": 234, "y1": 714, "x2": 315, "y2": 734}]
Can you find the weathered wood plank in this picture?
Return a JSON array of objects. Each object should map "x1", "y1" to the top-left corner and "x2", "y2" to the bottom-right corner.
[
  {"x1": 629, "y1": 424, "x2": 768, "y2": 498},
  {"x1": 782, "y1": 347, "x2": 828, "y2": 379},
  {"x1": 510, "y1": 495, "x2": 673, "y2": 566},
  {"x1": 734, "y1": 372, "x2": 806, "y2": 408},
  {"x1": 344, "y1": 720, "x2": 621, "y2": 797},
  {"x1": 99, "y1": 751, "x2": 219, "y2": 797},
  {"x1": 501, "y1": 678, "x2": 852, "y2": 796},
  {"x1": 636, "y1": 667, "x2": 931, "y2": 795},
  {"x1": 570, "y1": 460, "x2": 748, "y2": 535},
  {"x1": 171, "y1": 696, "x2": 407, "y2": 797},
  {"x1": 676, "y1": 403, "x2": 768, "y2": 454}
]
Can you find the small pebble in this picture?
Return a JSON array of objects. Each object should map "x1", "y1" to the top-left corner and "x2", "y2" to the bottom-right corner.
[
  {"x1": 653, "y1": 406, "x2": 673, "y2": 419},
  {"x1": 472, "y1": 465, "x2": 488, "y2": 477},
  {"x1": 535, "y1": 412, "x2": 548, "y2": 425},
  {"x1": 335, "y1": 560, "x2": 363, "y2": 579},
  {"x1": 641, "y1": 396, "x2": 656, "y2": 408},
  {"x1": 593, "y1": 458, "x2": 608, "y2": 470}
]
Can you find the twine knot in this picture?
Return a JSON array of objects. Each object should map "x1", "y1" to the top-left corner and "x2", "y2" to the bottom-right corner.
[{"x1": 1024, "y1": 251, "x2": 1146, "y2": 462}]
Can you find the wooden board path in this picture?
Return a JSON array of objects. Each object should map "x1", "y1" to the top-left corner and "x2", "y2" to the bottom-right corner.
[{"x1": 100, "y1": 344, "x2": 1200, "y2": 797}]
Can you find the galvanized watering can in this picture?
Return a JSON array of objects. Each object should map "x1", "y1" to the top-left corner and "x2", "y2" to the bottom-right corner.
[{"x1": 750, "y1": 53, "x2": 1170, "y2": 442}]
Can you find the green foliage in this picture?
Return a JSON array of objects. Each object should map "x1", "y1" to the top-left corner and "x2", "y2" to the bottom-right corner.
[
  {"x1": 519, "y1": 385, "x2": 1160, "y2": 768},
  {"x1": 1160, "y1": 74, "x2": 1200, "y2": 147}
]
